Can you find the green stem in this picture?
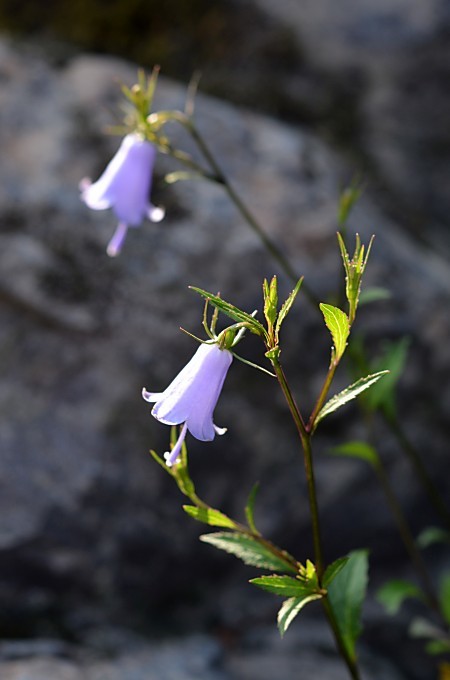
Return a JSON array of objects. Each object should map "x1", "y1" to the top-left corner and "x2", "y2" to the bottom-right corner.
[
  {"x1": 272, "y1": 357, "x2": 361, "y2": 680},
  {"x1": 373, "y1": 458, "x2": 442, "y2": 616},
  {"x1": 386, "y1": 413, "x2": 450, "y2": 532}
]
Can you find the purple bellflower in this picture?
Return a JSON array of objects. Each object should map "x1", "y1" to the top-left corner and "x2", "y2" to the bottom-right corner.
[
  {"x1": 80, "y1": 133, "x2": 164, "y2": 257},
  {"x1": 142, "y1": 342, "x2": 233, "y2": 466}
]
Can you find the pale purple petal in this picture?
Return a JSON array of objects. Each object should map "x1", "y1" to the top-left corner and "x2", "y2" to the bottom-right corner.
[
  {"x1": 142, "y1": 388, "x2": 164, "y2": 403},
  {"x1": 163, "y1": 422, "x2": 188, "y2": 467},
  {"x1": 106, "y1": 222, "x2": 129, "y2": 257}
]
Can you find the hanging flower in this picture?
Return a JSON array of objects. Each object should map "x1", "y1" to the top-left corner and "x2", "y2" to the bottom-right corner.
[
  {"x1": 80, "y1": 133, "x2": 164, "y2": 256},
  {"x1": 142, "y1": 342, "x2": 233, "y2": 466}
]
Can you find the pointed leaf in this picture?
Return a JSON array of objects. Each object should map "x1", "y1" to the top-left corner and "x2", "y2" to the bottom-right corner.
[
  {"x1": 329, "y1": 441, "x2": 379, "y2": 468},
  {"x1": 440, "y1": 573, "x2": 450, "y2": 626},
  {"x1": 182, "y1": 505, "x2": 237, "y2": 529},
  {"x1": 314, "y1": 371, "x2": 389, "y2": 428},
  {"x1": 190, "y1": 287, "x2": 265, "y2": 336},
  {"x1": 263, "y1": 276, "x2": 278, "y2": 328},
  {"x1": 319, "y1": 303, "x2": 350, "y2": 361},
  {"x1": 323, "y1": 557, "x2": 350, "y2": 587},
  {"x1": 275, "y1": 277, "x2": 303, "y2": 338},
  {"x1": 277, "y1": 594, "x2": 322, "y2": 637},
  {"x1": 245, "y1": 483, "x2": 260, "y2": 534},
  {"x1": 250, "y1": 575, "x2": 317, "y2": 597},
  {"x1": 200, "y1": 532, "x2": 297, "y2": 573},
  {"x1": 377, "y1": 579, "x2": 423, "y2": 615},
  {"x1": 327, "y1": 549, "x2": 369, "y2": 662}
]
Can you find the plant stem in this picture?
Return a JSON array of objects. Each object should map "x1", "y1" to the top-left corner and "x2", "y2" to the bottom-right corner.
[
  {"x1": 271, "y1": 356, "x2": 362, "y2": 680},
  {"x1": 373, "y1": 457, "x2": 442, "y2": 616},
  {"x1": 385, "y1": 413, "x2": 450, "y2": 532}
]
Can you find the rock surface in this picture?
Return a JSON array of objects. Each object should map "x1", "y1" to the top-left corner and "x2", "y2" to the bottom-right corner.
[{"x1": 0, "y1": 36, "x2": 449, "y2": 679}]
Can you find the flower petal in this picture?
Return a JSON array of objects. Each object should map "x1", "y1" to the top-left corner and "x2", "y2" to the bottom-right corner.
[{"x1": 142, "y1": 388, "x2": 164, "y2": 403}]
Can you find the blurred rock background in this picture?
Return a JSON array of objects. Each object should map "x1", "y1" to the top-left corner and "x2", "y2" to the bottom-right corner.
[{"x1": 0, "y1": 1, "x2": 449, "y2": 678}]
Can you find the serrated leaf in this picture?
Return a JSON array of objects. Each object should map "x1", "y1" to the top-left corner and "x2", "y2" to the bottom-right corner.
[
  {"x1": 250, "y1": 575, "x2": 317, "y2": 597},
  {"x1": 323, "y1": 557, "x2": 349, "y2": 587},
  {"x1": 327, "y1": 549, "x2": 369, "y2": 662},
  {"x1": 320, "y1": 303, "x2": 350, "y2": 361},
  {"x1": 277, "y1": 594, "x2": 322, "y2": 637},
  {"x1": 440, "y1": 573, "x2": 450, "y2": 626},
  {"x1": 200, "y1": 532, "x2": 297, "y2": 573},
  {"x1": 314, "y1": 371, "x2": 389, "y2": 429},
  {"x1": 275, "y1": 277, "x2": 303, "y2": 338},
  {"x1": 182, "y1": 505, "x2": 237, "y2": 529},
  {"x1": 376, "y1": 579, "x2": 423, "y2": 615},
  {"x1": 245, "y1": 483, "x2": 260, "y2": 534},
  {"x1": 364, "y1": 338, "x2": 409, "y2": 418},
  {"x1": 329, "y1": 441, "x2": 379, "y2": 467},
  {"x1": 417, "y1": 526, "x2": 450, "y2": 549},
  {"x1": 190, "y1": 287, "x2": 265, "y2": 337}
]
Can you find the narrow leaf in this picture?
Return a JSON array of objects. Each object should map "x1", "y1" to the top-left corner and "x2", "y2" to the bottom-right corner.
[
  {"x1": 377, "y1": 579, "x2": 423, "y2": 615},
  {"x1": 440, "y1": 573, "x2": 450, "y2": 626},
  {"x1": 314, "y1": 371, "x2": 389, "y2": 428},
  {"x1": 327, "y1": 549, "x2": 369, "y2": 662},
  {"x1": 182, "y1": 505, "x2": 237, "y2": 529},
  {"x1": 329, "y1": 441, "x2": 379, "y2": 468},
  {"x1": 245, "y1": 483, "x2": 260, "y2": 534},
  {"x1": 250, "y1": 575, "x2": 316, "y2": 597},
  {"x1": 275, "y1": 277, "x2": 303, "y2": 337},
  {"x1": 190, "y1": 287, "x2": 265, "y2": 336},
  {"x1": 277, "y1": 595, "x2": 322, "y2": 637},
  {"x1": 323, "y1": 557, "x2": 350, "y2": 587},
  {"x1": 165, "y1": 171, "x2": 203, "y2": 184},
  {"x1": 417, "y1": 526, "x2": 450, "y2": 549},
  {"x1": 200, "y1": 532, "x2": 297, "y2": 573},
  {"x1": 320, "y1": 303, "x2": 350, "y2": 361}
]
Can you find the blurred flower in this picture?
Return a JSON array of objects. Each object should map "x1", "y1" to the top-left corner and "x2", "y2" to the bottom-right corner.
[
  {"x1": 143, "y1": 343, "x2": 233, "y2": 466},
  {"x1": 80, "y1": 133, "x2": 164, "y2": 256}
]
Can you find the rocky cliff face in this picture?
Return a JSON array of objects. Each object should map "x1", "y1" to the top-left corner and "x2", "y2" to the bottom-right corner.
[{"x1": 0, "y1": 34, "x2": 449, "y2": 679}]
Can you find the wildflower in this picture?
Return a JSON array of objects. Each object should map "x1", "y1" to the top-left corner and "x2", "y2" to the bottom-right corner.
[
  {"x1": 80, "y1": 133, "x2": 164, "y2": 256},
  {"x1": 142, "y1": 342, "x2": 233, "y2": 466}
]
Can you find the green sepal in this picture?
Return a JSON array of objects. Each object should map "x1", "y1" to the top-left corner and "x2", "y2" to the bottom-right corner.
[
  {"x1": 245, "y1": 483, "x2": 260, "y2": 535},
  {"x1": 376, "y1": 579, "x2": 424, "y2": 615},
  {"x1": 314, "y1": 371, "x2": 389, "y2": 429},
  {"x1": 250, "y1": 574, "x2": 320, "y2": 598},
  {"x1": 199, "y1": 532, "x2": 298, "y2": 573},
  {"x1": 277, "y1": 594, "x2": 322, "y2": 637},
  {"x1": 323, "y1": 557, "x2": 350, "y2": 587},
  {"x1": 182, "y1": 505, "x2": 237, "y2": 529},
  {"x1": 190, "y1": 287, "x2": 266, "y2": 337},
  {"x1": 274, "y1": 277, "x2": 303, "y2": 339},
  {"x1": 329, "y1": 441, "x2": 379, "y2": 468},
  {"x1": 417, "y1": 527, "x2": 450, "y2": 550},
  {"x1": 319, "y1": 303, "x2": 350, "y2": 363},
  {"x1": 327, "y1": 549, "x2": 369, "y2": 662}
]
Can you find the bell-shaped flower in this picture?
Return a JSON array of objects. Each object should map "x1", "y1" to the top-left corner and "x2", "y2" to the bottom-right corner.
[
  {"x1": 80, "y1": 133, "x2": 164, "y2": 256},
  {"x1": 142, "y1": 342, "x2": 233, "y2": 466}
]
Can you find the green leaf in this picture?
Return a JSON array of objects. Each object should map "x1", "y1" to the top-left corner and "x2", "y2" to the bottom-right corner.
[
  {"x1": 417, "y1": 527, "x2": 450, "y2": 549},
  {"x1": 425, "y1": 639, "x2": 450, "y2": 655},
  {"x1": 440, "y1": 573, "x2": 450, "y2": 626},
  {"x1": 319, "y1": 303, "x2": 350, "y2": 362},
  {"x1": 364, "y1": 338, "x2": 409, "y2": 418},
  {"x1": 275, "y1": 277, "x2": 303, "y2": 338},
  {"x1": 200, "y1": 532, "x2": 297, "y2": 573},
  {"x1": 250, "y1": 575, "x2": 317, "y2": 597},
  {"x1": 329, "y1": 441, "x2": 379, "y2": 467},
  {"x1": 323, "y1": 557, "x2": 350, "y2": 587},
  {"x1": 245, "y1": 483, "x2": 260, "y2": 534},
  {"x1": 263, "y1": 276, "x2": 278, "y2": 328},
  {"x1": 327, "y1": 549, "x2": 369, "y2": 662},
  {"x1": 314, "y1": 371, "x2": 389, "y2": 429},
  {"x1": 182, "y1": 505, "x2": 237, "y2": 529},
  {"x1": 277, "y1": 594, "x2": 322, "y2": 637},
  {"x1": 358, "y1": 287, "x2": 391, "y2": 305},
  {"x1": 165, "y1": 170, "x2": 203, "y2": 184},
  {"x1": 190, "y1": 287, "x2": 265, "y2": 337},
  {"x1": 377, "y1": 580, "x2": 423, "y2": 615}
]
